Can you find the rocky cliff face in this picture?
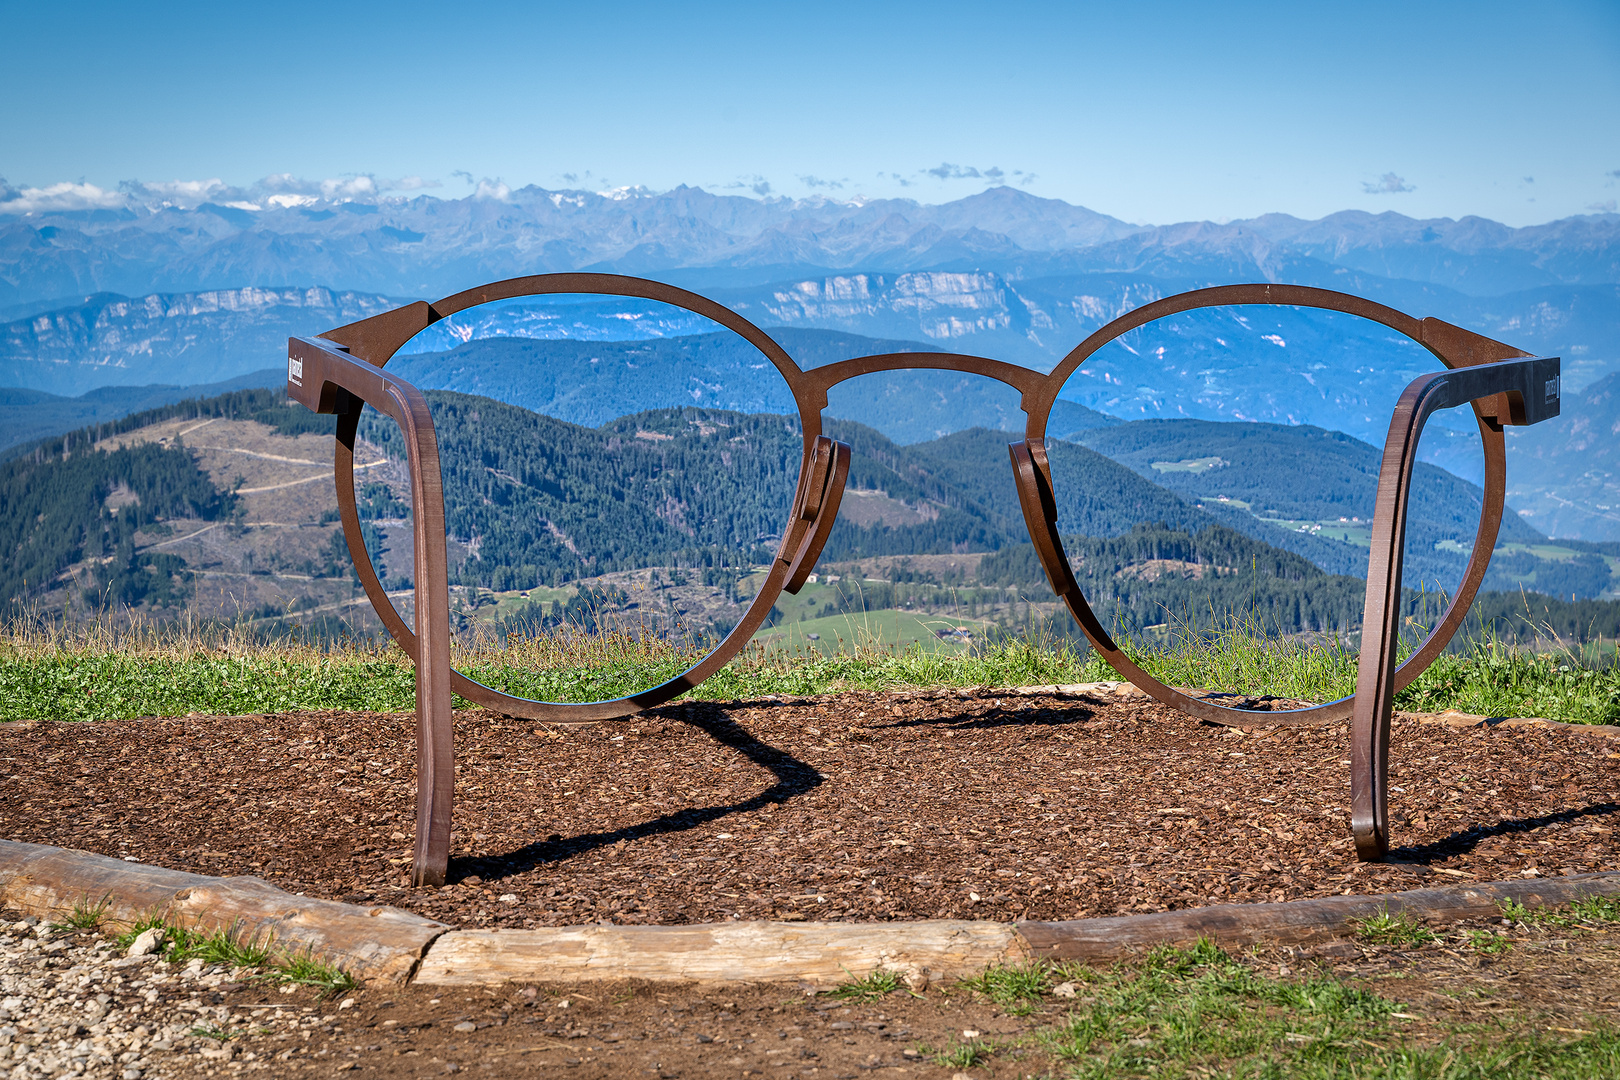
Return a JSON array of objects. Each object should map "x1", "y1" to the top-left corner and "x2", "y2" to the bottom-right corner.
[{"x1": 0, "y1": 287, "x2": 398, "y2": 394}]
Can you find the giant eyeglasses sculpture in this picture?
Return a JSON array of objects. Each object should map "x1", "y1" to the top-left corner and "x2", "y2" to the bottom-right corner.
[{"x1": 287, "y1": 274, "x2": 1560, "y2": 886}]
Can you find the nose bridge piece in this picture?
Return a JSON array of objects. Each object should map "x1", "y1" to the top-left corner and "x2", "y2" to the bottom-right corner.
[
  {"x1": 784, "y1": 437, "x2": 851, "y2": 594},
  {"x1": 1008, "y1": 438, "x2": 1076, "y2": 601}
]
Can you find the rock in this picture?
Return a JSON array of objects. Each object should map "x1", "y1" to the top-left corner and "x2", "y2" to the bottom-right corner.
[
  {"x1": 1052, "y1": 981, "x2": 1078, "y2": 998},
  {"x1": 0, "y1": 906, "x2": 318, "y2": 1080},
  {"x1": 453, "y1": 1021, "x2": 477, "y2": 1033},
  {"x1": 126, "y1": 927, "x2": 165, "y2": 959}
]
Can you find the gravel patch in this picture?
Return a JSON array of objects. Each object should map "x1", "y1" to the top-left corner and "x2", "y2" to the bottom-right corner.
[{"x1": 0, "y1": 912, "x2": 298, "y2": 1079}]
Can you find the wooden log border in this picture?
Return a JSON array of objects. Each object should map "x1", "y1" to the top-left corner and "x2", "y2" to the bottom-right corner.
[
  {"x1": 0, "y1": 841, "x2": 449, "y2": 985},
  {"x1": 2, "y1": 840, "x2": 1617, "y2": 987}
]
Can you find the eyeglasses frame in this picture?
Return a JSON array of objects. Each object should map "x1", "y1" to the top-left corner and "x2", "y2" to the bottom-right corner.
[{"x1": 286, "y1": 273, "x2": 1559, "y2": 885}]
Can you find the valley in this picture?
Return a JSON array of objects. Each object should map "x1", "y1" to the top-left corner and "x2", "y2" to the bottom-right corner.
[{"x1": 6, "y1": 386, "x2": 1618, "y2": 678}]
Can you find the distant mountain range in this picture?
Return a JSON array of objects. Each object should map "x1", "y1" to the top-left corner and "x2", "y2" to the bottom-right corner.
[
  {"x1": 2, "y1": 184, "x2": 1617, "y2": 537},
  {"x1": 5, "y1": 185, "x2": 1617, "y2": 307}
]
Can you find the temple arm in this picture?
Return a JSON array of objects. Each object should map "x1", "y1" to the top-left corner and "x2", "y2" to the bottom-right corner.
[
  {"x1": 288, "y1": 335, "x2": 455, "y2": 887},
  {"x1": 1352, "y1": 355, "x2": 1561, "y2": 861}
]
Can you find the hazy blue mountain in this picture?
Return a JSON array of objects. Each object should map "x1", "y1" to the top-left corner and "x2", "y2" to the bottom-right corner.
[
  {"x1": 387, "y1": 328, "x2": 1119, "y2": 444},
  {"x1": 3, "y1": 183, "x2": 1616, "y2": 539},
  {"x1": 0, "y1": 287, "x2": 400, "y2": 396},
  {"x1": 1500, "y1": 370, "x2": 1620, "y2": 541},
  {"x1": 3, "y1": 184, "x2": 1615, "y2": 307},
  {"x1": 0, "y1": 367, "x2": 284, "y2": 457}
]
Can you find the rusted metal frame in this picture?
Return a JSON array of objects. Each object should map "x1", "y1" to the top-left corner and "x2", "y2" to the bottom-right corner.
[
  {"x1": 785, "y1": 439, "x2": 853, "y2": 594},
  {"x1": 317, "y1": 276, "x2": 832, "y2": 723},
  {"x1": 1351, "y1": 355, "x2": 1561, "y2": 861},
  {"x1": 287, "y1": 335, "x2": 456, "y2": 887},
  {"x1": 1020, "y1": 284, "x2": 1532, "y2": 726},
  {"x1": 311, "y1": 275, "x2": 1534, "y2": 735},
  {"x1": 292, "y1": 271, "x2": 1560, "y2": 881}
]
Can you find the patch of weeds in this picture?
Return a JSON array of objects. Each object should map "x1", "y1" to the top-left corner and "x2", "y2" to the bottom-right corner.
[
  {"x1": 921, "y1": 1038, "x2": 993, "y2": 1069},
  {"x1": 1353, "y1": 908, "x2": 1441, "y2": 947},
  {"x1": 959, "y1": 962, "x2": 1051, "y2": 1015},
  {"x1": 189, "y1": 1023, "x2": 235, "y2": 1041},
  {"x1": 112, "y1": 917, "x2": 353, "y2": 996},
  {"x1": 1568, "y1": 894, "x2": 1620, "y2": 923},
  {"x1": 278, "y1": 951, "x2": 357, "y2": 998},
  {"x1": 1466, "y1": 929, "x2": 1514, "y2": 955},
  {"x1": 1035, "y1": 939, "x2": 1620, "y2": 1078},
  {"x1": 52, "y1": 895, "x2": 109, "y2": 931},
  {"x1": 1039, "y1": 938, "x2": 1395, "y2": 1077},
  {"x1": 830, "y1": 967, "x2": 901, "y2": 1003}
]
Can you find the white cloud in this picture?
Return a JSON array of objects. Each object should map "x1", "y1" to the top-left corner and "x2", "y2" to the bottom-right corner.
[
  {"x1": 127, "y1": 178, "x2": 235, "y2": 202},
  {"x1": 1362, "y1": 172, "x2": 1415, "y2": 194},
  {"x1": 799, "y1": 175, "x2": 847, "y2": 190},
  {"x1": 473, "y1": 177, "x2": 511, "y2": 200},
  {"x1": 321, "y1": 175, "x2": 378, "y2": 200},
  {"x1": 0, "y1": 179, "x2": 130, "y2": 214}
]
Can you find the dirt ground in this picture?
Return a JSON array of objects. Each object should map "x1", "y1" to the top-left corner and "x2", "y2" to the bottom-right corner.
[
  {"x1": 142, "y1": 922, "x2": 1620, "y2": 1078},
  {"x1": 2, "y1": 688, "x2": 1617, "y2": 928}
]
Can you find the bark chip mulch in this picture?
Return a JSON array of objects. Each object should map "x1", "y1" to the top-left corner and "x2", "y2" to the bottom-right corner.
[{"x1": 2, "y1": 688, "x2": 1617, "y2": 929}]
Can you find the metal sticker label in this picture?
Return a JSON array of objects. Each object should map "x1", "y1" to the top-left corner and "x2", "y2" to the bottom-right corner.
[
  {"x1": 288, "y1": 354, "x2": 303, "y2": 387},
  {"x1": 1545, "y1": 375, "x2": 1560, "y2": 402}
]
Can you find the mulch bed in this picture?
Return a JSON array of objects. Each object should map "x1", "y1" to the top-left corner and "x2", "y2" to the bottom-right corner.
[{"x1": 2, "y1": 688, "x2": 1618, "y2": 929}]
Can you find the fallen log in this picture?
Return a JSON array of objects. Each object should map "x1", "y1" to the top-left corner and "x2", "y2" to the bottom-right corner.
[
  {"x1": 2, "y1": 840, "x2": 1615, "y2": 987},
  {"x1": 1018, "y1": 871, "x2": 1620, "y2": 961},
  {"x1": 413, "y1": 919, "x2": 1018, "y2": 987},
  {"x1": 0, "y1": 840, "x2": 447, "y2": 984}
]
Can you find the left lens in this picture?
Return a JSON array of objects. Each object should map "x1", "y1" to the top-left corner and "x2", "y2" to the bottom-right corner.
[{"x1": 355, "y1": 287, "x2": 803, "y2": 706}]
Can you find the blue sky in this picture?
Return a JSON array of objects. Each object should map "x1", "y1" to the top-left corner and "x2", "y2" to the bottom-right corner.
[{"x1": 3, "y1": 0, "x2": 1617, "y2": 226}]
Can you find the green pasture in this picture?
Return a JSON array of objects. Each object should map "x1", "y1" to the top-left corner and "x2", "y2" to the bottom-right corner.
[
  {"x1": 754, "y1": 607, "x2": 989, "y2": 655},
  {"x1": 2, "y1": 609, "x2": 1616, "y2": 724}
]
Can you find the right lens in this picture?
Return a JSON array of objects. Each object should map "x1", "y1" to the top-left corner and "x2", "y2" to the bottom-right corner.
[
  {"x1": 1044, "y1": 300, "x2": 1490, "y2": 705},
  {"x1": 348, "y1": 289, "x2": 804, "y2": 705}
]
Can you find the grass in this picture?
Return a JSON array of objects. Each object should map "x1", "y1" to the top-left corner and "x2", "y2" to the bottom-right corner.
[
  {"x1": 1466, "y1": 929, "x2": 1514, "y2": 955},
  {"x1": 51, "y1": 894, "x2": 110, "y2": 931},
  {"x1": 959, "y1": 962, "x2": 1053, "y2": 1016},
  {"x1": 108, "y1": 916, "x2": 356, "y2": 997},
  {"x1": 830, "y1": 967, "x2": 904, "y2": 1003},
  {"x1": 1501, "y1": 895, "x2": 1620, "y2": 929},
  {"x1": 2, "y1": 606, "x2": 1617, "y2": 724},
  {"x1": 1033, "y1": 939, "x2": 1620, "y2": 1079},
  {"x1": 1353, "y1": 909, "x2": 1442, "y2": 948},
  {"x1": 920, "y1": 1038, "x2": 995, "y2": 1069}
]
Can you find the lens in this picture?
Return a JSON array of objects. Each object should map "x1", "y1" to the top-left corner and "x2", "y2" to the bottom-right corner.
[
  {"x1": 755, "y1": 370, "x2": 1038, "y2": 656},
  {"x1": 1046, "y1": 302, "x2": 1490, "y2": 704},
  {"x1": 350, "y1": 290, "x2": 802, "y2": 704}
]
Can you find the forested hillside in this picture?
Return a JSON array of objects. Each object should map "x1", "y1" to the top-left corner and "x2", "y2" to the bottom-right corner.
[
  {"x1": 1071, "y1": 418, "x2": 1552, "y2": 586},
  {"x1": 977, "y1": 524, "x2": 1374, "y2": 639},
  {"x1": 355, "y1": 394, "x2": 1228, "y2": 592},
  {"x1": 7, "y1": 383, "x2": 1617, "y2": 649},
  {"x1": 1, "y1": 431, "x2": 233, "y2": 610}
]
